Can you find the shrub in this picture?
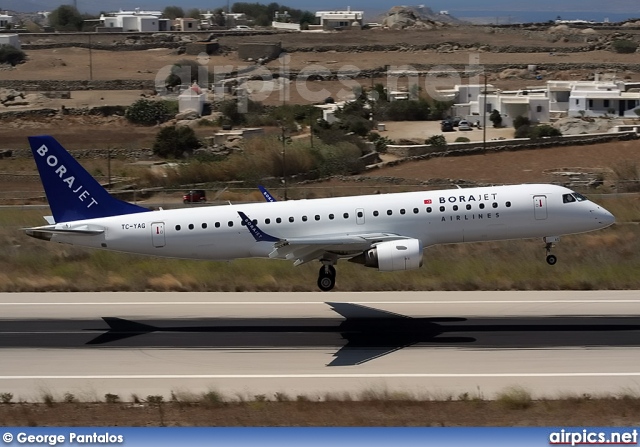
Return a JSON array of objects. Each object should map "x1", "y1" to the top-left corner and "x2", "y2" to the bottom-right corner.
[
  {"x1": 515, "y1": 124, "x2": 531, "y2": 138},
  {"x1": 152, "y1": 126, "x2": 201, "y2": 158},
  {"x1": 530, "y1": 124, "x2": 562, "y2": 138},
  {"x1": 382, "y1": 99, "x2": 431, "y2": 121},
  {"x1": 0, "y1": 45, "x2": 26, "y2": 66},
  {"x1": 425, "y1": 135, "x2": 447, "y2": 147},
  {"x1": 496, "y1": 386, "x2": 533, "y2": 410},
  {"x1": 454, "y1": 137, "x2": 470, "y2": 143},
  {"x1": 512, "y1": 115, "x2": 531, "y2": 129},
  {"x1": 313, "y1": 141, "x2": 364, "y2": 177},
  {"x1": 63, "y1": 392, "x2": 76, "y2": 403},
  {"x1": 165, "y1": 59, "x2": 200, "y2": 89},
  {"x1": 218, "y1": 99, "x2": 263, "y2": 126},
  {"x1": 0, "y1": 392, "x2": 13, "y2": 404},
  {"x1": 611, "y1": 39, "x2": 639, "y2": 54},
  {"x1": 104, "y1": 393, "x2": 120, "y2": 403},
  {"x1": 125, "y1": 99, "x2": 173, "y2": 125},
  {"x1": 146, "y1": 395, "x2": 164, "y2": 405},
  {"x1": 490, "y1": 110, "x2": 502, "y2": 128}
]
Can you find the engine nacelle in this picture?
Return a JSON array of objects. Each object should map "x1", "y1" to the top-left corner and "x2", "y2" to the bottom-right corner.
[{"x1": 349, "y1": 238, "x2": 423, "y2": 271}]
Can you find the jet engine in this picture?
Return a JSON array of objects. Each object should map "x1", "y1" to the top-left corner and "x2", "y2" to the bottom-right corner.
[{"x1": 349, "y1": 238, "x2": 423, "y2": 271}]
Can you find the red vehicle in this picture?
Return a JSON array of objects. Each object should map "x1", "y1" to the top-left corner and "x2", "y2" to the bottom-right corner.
[{"x1": 183, "y1": 189, "x2": 207, "y2": 203}]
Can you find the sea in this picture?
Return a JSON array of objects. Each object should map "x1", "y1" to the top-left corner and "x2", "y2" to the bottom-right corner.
[{"x1": 435, "y1": 10, "x2": 639, "y2": 24}]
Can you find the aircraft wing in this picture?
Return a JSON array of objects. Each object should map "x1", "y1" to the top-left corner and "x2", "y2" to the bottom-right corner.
[{"x1": 237, "y1": 211, "x2": 409, "y2": 265}]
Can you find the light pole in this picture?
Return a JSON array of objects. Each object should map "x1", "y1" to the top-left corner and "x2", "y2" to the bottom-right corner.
[
  {"x1": 483, "y1": 72, "x2": 487, "y2": 152},
  {"x1": 280, "y1": 125, "x2": 288, "y2": 200}
]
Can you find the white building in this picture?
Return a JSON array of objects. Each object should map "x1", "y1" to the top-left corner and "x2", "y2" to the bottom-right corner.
[
  {"x1": 451, "y1": 78, "x2": 640, "y2": 128},
  {"x1": 549, "y1": 80, "x2": 640, "y2": 118},
  {"x1": 0, "y1": 13, "x2": 13, "y2": 29},
  {"x1": 179, "y1": 83, "x2": 206, "y2": 116},
  {"x1": 100, "y1": 9, "x2": 164, "y2": 32},
  {"x1": 315, "y1": 9, "x2": 363, "y2": 30},
  {"x1": 0, "y1": 34, "x2": 20, "y2": 50}
]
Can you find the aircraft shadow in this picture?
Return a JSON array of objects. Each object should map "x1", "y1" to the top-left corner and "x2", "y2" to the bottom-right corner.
[{"x1": 2, "y1": 302, "x2": 640, "y2": 366}]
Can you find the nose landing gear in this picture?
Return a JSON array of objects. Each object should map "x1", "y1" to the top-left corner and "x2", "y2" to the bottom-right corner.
[{"x1": 544, "y1": 236, "x2": 560, "y2": 265}]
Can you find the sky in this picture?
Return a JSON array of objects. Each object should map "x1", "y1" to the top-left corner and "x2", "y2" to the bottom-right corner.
[{"x1": 5, "y1": 0, "x2": 640, "y2": 19}]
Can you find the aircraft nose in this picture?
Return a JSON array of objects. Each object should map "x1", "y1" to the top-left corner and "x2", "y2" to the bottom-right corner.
[{"x1": 592, "y1": 207, "x2": 615, "y2": 227}]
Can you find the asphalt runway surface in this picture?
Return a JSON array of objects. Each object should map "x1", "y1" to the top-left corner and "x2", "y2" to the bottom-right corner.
[{"x1": 1, "y1": 291, "x2": 640, "y2": 401}]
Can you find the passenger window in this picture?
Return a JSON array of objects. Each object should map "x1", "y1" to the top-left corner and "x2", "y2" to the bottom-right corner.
[
  {"x1": 413, "y1": 208, "x2": 419, "y2": 214},
  {"x1": 276, "y1": 218, "x2": 282, "y2": 224},
  {"x1": 343, "y1": 213, "x2": 349, "y2": 219},
  {"x1": 492, "y1": 202, "x2": 498, "y2": 208},
  {"x1": 506, "y1": 202, "x2": 511, "y2": 208},
  {"x1": 400, "y1": 209, "x2": 406, "y2": 215},
  {"x1": 202, "y1": 223, "x2": 207, "y2": 229},
  {"x1": 439, "y1": 206, "x2": 445, "y2": 212},
  {"x1": 289, "y1": 217, "x2": 294, "y2": 223},
  {"x1": 265, "y1": 218, "x2": 271, "y2": 224},
  {"x1": 373, "y1": 211, "x2": 379, "y2": 217},
  {"x1": 252, "y1": 219, "x2": 257, "y2": 225},
  {"x1": 426, "y1": 207, "x2": 432, "y2": 213},
  {"x1": 466, "y1": 204, "x2": 471, "y2": 210},
  {"x1": 228, "y1": 221, "x2": 233, "y2": 227},
  {"x1": 387, "y1": 210, "x2": 392, "y2": 216},
  {"x1": 453, "y1": 205, "x2": 458, "y2": 211},
  {"x1": 329, "y1": 214, "x2": 334, "y2": 220},
  {"x1": 188, "y1": 224, "x2": 194, "y2": 230},
  {"x1": 215, "y1": 222, "x2": 220, "y2": 228},
  {"x1": 302, "y1": 216, "x2": 308, "y2": 222},
  {"x1": 315, "y1": 215, "x2": 320, "y2": 221},
  {"x1": 479, "y1": 203, "x2": 485, "y2": 209},
  {"x1": 357, "y1": 211, "x2": 363, "y2": 218},
  {"x1": 175, "y1": 225, "x2": 181, "y2": 231}
]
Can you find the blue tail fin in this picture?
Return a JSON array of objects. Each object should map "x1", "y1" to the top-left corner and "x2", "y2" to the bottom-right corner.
[
  {"x1": 28, "y1": 135, "x2": 150, "y2": 223},
  {"x1": 258, "y1": 185, "x2": 277, "y2": 202}
]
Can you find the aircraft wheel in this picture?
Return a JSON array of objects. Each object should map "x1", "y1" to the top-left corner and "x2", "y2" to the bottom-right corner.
[
  {"x1": 546, "y1": 254, "x2": 557, "y2": 266},
  {"x1": 317, "y1": 267, "x2": 336, "y2": 292}
]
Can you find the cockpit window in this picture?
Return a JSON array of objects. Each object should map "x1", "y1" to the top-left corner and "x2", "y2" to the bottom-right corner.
[
  {"x1": 563, "y1": 192, "x2": 588, "y2": 203},
  {"x1": 574, "y1": 193, "x2": 588, "y2": 202}
]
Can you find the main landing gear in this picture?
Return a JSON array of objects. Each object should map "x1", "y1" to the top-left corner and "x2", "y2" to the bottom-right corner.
[
  {"x1": 317, "y1": 264, "x2": 337, "y2": 292},
  {"x1": 544, "y1": 236, "x2": 560, "y2": 265}
]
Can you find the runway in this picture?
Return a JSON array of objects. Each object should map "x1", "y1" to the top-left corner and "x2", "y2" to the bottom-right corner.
[{"x1": 1, "y1": 291, "x2": 640, "y2": 401}]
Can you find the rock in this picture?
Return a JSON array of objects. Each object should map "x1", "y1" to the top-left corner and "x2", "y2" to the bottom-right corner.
[{"x1": 175, "y1": 110, "x2": 200, "y2": 120}]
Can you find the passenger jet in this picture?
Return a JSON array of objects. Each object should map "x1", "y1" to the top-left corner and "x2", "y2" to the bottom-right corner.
[{"x1": 25, "y1": 136, "x2": 615, "y2": 291}]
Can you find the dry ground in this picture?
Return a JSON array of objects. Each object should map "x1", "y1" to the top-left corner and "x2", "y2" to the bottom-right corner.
[{"x1": 2, "y1": 398, "x2": 640, "y2": 426}]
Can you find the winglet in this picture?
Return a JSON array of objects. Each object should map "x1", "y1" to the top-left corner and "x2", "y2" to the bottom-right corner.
[
  {"x1": 28, "y1": 135, "x2": 150, "y2": 223},
  {"x1": 258, "y1": 185, "x2": 277, "y2": 202},
  {"x1": 237, "y1": 211, "x2": 280, "y2": 242}
]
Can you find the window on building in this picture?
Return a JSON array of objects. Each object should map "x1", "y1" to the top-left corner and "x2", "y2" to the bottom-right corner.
[
  {"x1": 588, "y1": 99, "x2": 593, "y2": 108},
  {"x1": 604, "y1": 99, "x2": 610, "y2": 108}
]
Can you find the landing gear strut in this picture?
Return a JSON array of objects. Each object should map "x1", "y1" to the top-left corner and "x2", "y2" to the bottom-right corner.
[
  {"x1": 544, "y1": 236, "x2": 560, "y2": 265},
  {"x1": 317, "y1": 264, "x2": 336, "y2": 292}
]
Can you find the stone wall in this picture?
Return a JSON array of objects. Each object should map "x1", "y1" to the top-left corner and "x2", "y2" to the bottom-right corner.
[
  {"x1": 238, "y1": 42, "x2": 282, "y2": 61},
  {"x1": 384, "y1": 131, "x2": 639, "y2": 164},
  {"x1": 0, "y1": 80, "x2": 155, "y2": 91}
]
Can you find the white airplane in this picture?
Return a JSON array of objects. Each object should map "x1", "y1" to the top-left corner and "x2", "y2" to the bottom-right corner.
[{"x1": 25, "y1": 135, "x2": 615, "y2": 291}]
